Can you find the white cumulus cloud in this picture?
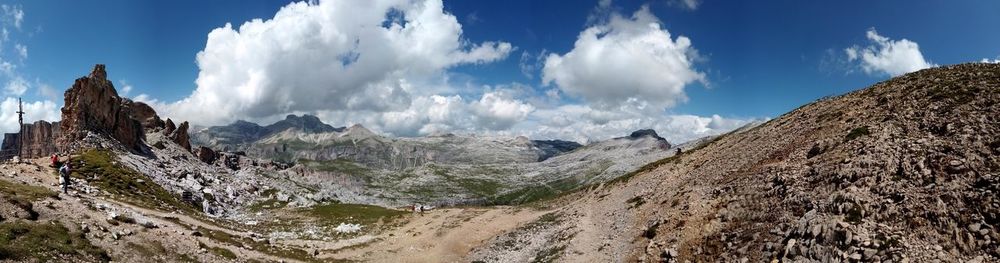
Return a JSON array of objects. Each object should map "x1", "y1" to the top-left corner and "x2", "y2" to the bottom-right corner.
[
  {"x1": 1, "y1": 4, "x2": 23, "y2": 30},
  {"x1": 845, "y1": 28, "x2": 936, "y2": 77},
  {"x1": 136, "y1": 0, "x2": 757, "y2": 145},
  {"x1": 0, "y1": 97, "x2": 59, "y2": 134},
  {"x1": 542, "y1": 6, "x2": 705, "y2": 111},
  {"x1": 521, "y1": 104, "x2": 753, "y2": 144},
  {"x1": 471, "y1": 91, "x2": 534, "y2": 130},
  {"x1": 153, "y1": 0, "x2": 512, "y2": 126},
  {"x1": 3, "y1": 76, "x2": 27, "y2": 96}
]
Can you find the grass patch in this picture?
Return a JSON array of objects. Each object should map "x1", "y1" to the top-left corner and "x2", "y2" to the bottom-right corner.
[
  {"x1": 69, "y1": 149, "x2": 198, "y2": 213},
  {"x1": 0, "y1": 178, "x2": 57, "y2": 220},
  {"x1": 844, "y1": 126, "x2": 870, "y2": 142},
  {"x1": 452, "y1": 177, "x2": 504, "y2": 197},
  {"x1": 489, "y1": 177, "x2": 581, "y2": 205},
  {"x1": 0, "y1": 221, "x2": 110, "y2": 262},
  {"x1": 301, "y1": 203, "x2": 406, "y2": 225},
  {"x1": 247, "y1": 198, "x2": 290, "y2": 212},
  {"x1": 0, "y1": 179, "x2": 58, "y2": 203},
  {"x1": 202, "y1": 228, "x2": 317, "y2": 262},
  {"x1": 198, "y1": 242, "x2": 237, "y2": 259},
  {"x1": 299, "y1": 158, "x2": 369, "y2": 176}
]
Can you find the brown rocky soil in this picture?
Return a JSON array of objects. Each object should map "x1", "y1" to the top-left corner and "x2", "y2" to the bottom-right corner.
[{"x1": 470, "y1": 63, "x2": 1000, "y2": 262}]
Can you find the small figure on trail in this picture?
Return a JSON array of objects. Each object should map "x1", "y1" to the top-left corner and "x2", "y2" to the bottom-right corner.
[
  {"x1": 50, "y1": 154, "x2": 58, "y2": 168},
  {"x1": 676, "y1": 148, "x2": 682, "y2": 155},
  {"x1": 59, "y1": 162, "x2": 71, "y2": 194}
]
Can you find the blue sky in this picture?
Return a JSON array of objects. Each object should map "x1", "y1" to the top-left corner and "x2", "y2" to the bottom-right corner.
[{"x1": 1, "y1": 0, "x2": 999, "y2": 143}]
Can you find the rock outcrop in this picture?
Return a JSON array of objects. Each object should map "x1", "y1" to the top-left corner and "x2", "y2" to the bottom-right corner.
[
  {"x1": 55, "y1": 64, "x2": 191, "y2": 153},
  {"x1": 0, "y1": 120, "x2": 61, "y2": 158},
  {"x1": 129, "y1": 101, "x2": 165, "y2": 132},
  {"x1": 629, "y1": 129, "x2": 666, "y2": 141},
  {"x1": 58, "y1": 65, "x2": 145, "y2": 151},
  {"x1": 196, "y1": 146, "x2": 217, "y2": 164},
  {"x1": 170, "y1": 121, "x2": 192, "y2": 152}
]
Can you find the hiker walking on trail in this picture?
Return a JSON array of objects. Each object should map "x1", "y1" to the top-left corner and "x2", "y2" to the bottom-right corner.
[{"x1": 59, "y1": 162, "x2": 71, "y2": 194}]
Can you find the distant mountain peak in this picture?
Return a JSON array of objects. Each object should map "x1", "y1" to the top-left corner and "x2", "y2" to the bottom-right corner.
[
  {"x1": 340, "y1": 124, "x2": 377, "y2": 139},
  {"x1": 628, "y1": 129, "x2": 666, "y2": 141},
  {"x1": 267, "y1": 114, "x2": 343, "y2": 133}
]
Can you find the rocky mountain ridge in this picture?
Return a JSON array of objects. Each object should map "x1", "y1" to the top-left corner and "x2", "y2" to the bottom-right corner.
[
  {"x1": 469, "y1": 63, "x2": 1000, "y2": 262},
  {"x1": 1, "y1": 65, "x2": 195, "y2": 159},
  {"x1": 192, "y1": 116, "x2": 587, "y2": 166}
]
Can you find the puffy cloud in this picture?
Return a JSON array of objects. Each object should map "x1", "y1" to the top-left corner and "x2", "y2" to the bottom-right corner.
[
  {"x1": 307, "y1": 89, "x2": 532, "y2": 137},
  {"x1": 522, "y1": 104, "x2": 754, "y2": 144},
  {"x1": 982, "y1": 57, "x2": 1000, "y2": 64},
  {"x1": 154, "y1": 0, "x2": 512, "y2": 126},
  {"x1": 136, "y1": 0, "x2": 754, "y2": 145},
  {"x1": 1, "y1": 4, "x2": 23, "y2": 30},
  {"x1": 470, "y1": 91, "x2": 534, "y2": 130},
  {"x1": 3, "y1": 76, "x2": 26, "y2": 96},
  {"x1": 542, "y1": 6, "x2": 705, "y2": 111},
  {"x1": 845, "y1": 28, "x2": 936, "y2": 76},
  {"x1": 0, "y1": 97, "x2": 59, "y2": 134}
]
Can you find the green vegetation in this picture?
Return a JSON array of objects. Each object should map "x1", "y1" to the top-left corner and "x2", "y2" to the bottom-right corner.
[
  {"x1": 0, "y1": 221, "x2": 110, "y2": 262},
  {"x1": 201, "y1": 228, "x2": 316, "y2": 262},
  {"x1": 0, "y1": 179, "x2": 57, "y2": 219},
  {"x1": 844, "y1": 126, "x2": 871, "y2": 142},
  {"x1": 423, "y1": 164, "x2": 513, "y2": 198},
  {"x1": 70, "y1": 149, "x2": 198, "y2": 213},
  {"x1": 489, "y1": 176, "x2": 581, "y2": 205},
  {"x1": 198, "y1": 242, "x2": 237, "y2": 260},
  {"x1": 70, "y1": 149, "x2": 185, "y2": 210},
  {"x1": 301, "y1": 203, "x2": 406, "y2": 225},
  {"x1": 126, "y1": 241, "x2": 197, "y2": 262},
  {"x1": 0, "y1": 179, "x2": 57, "y2": 203},
  {"x1": 299, "y1": 158, "x2": 370, "y2": 177},
  {"x1": 247, "y1": 197, "x2": 290, "y2": 212},
  {"x1": 454, "y1": 177, "x2": 505, "y2": 197}
]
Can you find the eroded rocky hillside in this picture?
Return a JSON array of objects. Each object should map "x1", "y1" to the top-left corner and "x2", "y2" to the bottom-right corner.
[{"x1": 470, "y1": 63, "x2": 1000, "y2": 262}]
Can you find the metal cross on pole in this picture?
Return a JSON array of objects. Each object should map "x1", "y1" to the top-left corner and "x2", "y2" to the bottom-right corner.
[{"x1": 16, "y1": 97, "x2": 25, "y2": 159}]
